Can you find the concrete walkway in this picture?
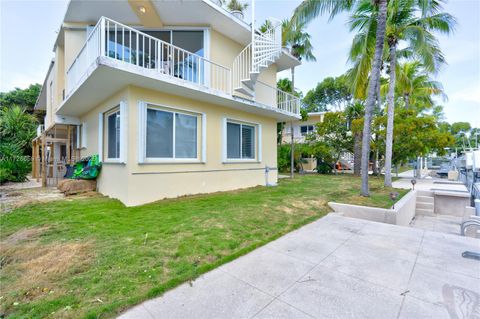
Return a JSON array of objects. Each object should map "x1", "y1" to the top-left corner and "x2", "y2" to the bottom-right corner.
[{"x1": 119, "y1": 214, "x2": 480, "y2": 319}]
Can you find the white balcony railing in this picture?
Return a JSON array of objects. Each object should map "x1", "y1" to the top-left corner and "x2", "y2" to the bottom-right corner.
[
  {"x1": 67, "y1": 17, "x2": 231, "y2": 96},
  {"x1": 256, "y1": 81, "x2": 301, "y2": 115},
  {"x1": 66, "y1": 17, "x2": 300, "y2": 116}
]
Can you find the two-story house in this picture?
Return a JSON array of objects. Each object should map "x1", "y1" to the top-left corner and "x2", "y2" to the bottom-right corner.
[
  {"x1": 281, "y1": 112, "x2": 325, "y2": 144},
  {"x1": 31, "y1": 0, "x2": 301, "y2": 206}
]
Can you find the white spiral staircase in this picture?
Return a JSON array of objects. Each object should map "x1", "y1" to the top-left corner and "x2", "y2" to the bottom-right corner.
[{"x1": 232, "y1": 20, "x2": 282, "y2": 99}]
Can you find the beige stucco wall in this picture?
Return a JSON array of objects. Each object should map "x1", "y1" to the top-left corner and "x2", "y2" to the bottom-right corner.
[
  {"x1": 45, "y1": 69, "x2": 55, "y2": 129},
  {"x1": 79, "y1": 88, "x2": 130, "y2": 202},
  {"x1": 79, "y1": 85, "x2": 278, "y2": 206},
  {"x1": 255, "y1": 64, "x2": 278, "y2": 107},
  {"x1": 210, "y1": 29, "x2": 243, "y2": 70},
  {"x1": 64, "y1": 29, "x2": 87, "y2": 73},
  {"x1": 55, "y1": 45, "x2": 65, "y2": 110}
]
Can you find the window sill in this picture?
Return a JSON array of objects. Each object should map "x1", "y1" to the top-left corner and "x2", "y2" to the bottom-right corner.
[
  {"x1": 103, "y1": 159, "x2": 126, "y2": 165},
  {"x1": 223, "y1": 160, "x2": 260, "y2": 164},
  {"x1": 140, "y1": 159, "x2": 205, "y2": 165}
]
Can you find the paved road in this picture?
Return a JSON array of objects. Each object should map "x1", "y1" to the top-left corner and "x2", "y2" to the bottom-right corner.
[{"x1": 119, "y1": 214, "x2": 480, "y2": 319}]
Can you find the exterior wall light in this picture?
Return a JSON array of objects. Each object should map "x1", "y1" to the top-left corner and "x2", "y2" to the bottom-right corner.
[{"x1": 138, "y1": 6, "x2": 147, "y2": 14}]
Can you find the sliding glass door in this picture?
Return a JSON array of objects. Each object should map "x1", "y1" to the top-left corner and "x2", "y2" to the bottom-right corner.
[{"x1": 106, "y1": 27, "x2": 205, "y2": 85}]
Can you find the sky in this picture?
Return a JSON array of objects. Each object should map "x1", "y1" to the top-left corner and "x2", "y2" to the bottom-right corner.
[{"x1": 1, "y1": 0, "x2": 479, "y2": 126}]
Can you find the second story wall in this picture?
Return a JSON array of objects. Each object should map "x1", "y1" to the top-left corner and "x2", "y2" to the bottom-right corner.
[
  {"x1": 210, "y1": 29, "x2": 243, "y2": 70},
  {"x1": 64, "y1": 28, "x2": 87, "y2": 73}
]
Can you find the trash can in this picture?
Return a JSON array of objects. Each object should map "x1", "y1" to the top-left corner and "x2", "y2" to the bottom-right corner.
[{"x1": 475, "y1": 199, "x2": 480, "y2": 216}]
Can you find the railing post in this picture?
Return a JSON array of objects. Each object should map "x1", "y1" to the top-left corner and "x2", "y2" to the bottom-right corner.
[
  {"x1": 136, "y1": 33, "x2": 139, "y2": 66},
  {"x1": 100, "y1": 17, "x2": 106, "y2": 57}
]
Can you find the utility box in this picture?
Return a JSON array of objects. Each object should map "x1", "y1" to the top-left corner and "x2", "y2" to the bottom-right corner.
[{"x1": 448, "y1": 170, "x2": 459, "y2": 181}]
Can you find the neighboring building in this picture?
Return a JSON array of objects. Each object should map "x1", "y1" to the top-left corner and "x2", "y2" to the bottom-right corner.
[
  {"x1": 32, "y1": 0, "x2": 301, "y2": 206},
  {"x1": 280, "y1": 111, "x2": 354, "y2": 171},
  {"x1": 281, "y1": 112, "x2": 325, "y2": 144}
]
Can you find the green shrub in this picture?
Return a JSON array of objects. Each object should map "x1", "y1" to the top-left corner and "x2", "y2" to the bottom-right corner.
[
  {"x1": 0, "y1": 105, "x2": 37, "y2": 155},
  {"x1": 316, "y1": 160, "x2": 333, "y2": 174},
  {"x1": 277, "y1": 144, "x2": 291, "y2": 172},
  {"x1": 0, "y1": 142, "x2": 31, "y2": 184}
]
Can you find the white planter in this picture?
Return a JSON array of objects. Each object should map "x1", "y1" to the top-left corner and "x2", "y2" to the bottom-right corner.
[
  {"x1": 212, "y1": 0, "x2": 223, "y2": 6},
  {"x1": 231, "y1": 10, "x2": 244, "y2": 19}
]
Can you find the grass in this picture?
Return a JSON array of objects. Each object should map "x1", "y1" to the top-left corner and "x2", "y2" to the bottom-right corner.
[
  {"x1": 0, "y1": 174, "x2": 407, "y2": 318},
  {"x1": 395, "y1": 165, "x2": 413, "y2": 174}
]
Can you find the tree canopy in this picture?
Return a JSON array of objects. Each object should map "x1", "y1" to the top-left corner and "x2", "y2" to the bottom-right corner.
[
  {"x1": 0, "y1": 84, "x2": 41, "y2": 113},
  {"x1": 302, "y1": 75, "x2": 353, "y2": 112}
]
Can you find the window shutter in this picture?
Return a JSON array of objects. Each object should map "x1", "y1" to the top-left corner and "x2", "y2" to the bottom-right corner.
[
  {"x1": 241, "y1": 125, "x2": 255, "y2": 159},
  {"x1": 98, "y1": 112, "x2": 103, "y2": 161}
]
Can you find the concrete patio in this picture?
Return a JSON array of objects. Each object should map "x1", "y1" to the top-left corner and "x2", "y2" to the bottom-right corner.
[{"x1": 119, "y1": 214, "x2": 480, "y2": 319}]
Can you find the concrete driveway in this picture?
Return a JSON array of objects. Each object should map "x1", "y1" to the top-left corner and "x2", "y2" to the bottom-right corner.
[{"x1": 119, "y1": 214, "x2": 480, "y2": 319}]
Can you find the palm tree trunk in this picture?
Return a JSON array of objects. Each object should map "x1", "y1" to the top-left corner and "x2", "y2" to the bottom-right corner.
[
  {"x1": 384, "y1": 44, "x2": 397, "y2": 187},
  {"x1": 290, "y1": 67, "x2": 296, "y2": 178},
  {"x1": 353, "y1": 132, "x2": 362, "y2": 176},
  {"x1": 404, "y1": 94, "x2": 409, "y2": 109},
  {"x1": 361, "y1": 0, "x2": 388, "y2": 197}
]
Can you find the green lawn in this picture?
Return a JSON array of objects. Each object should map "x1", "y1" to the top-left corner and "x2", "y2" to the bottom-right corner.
[{"x1": 0, "y1": 174, "x2": 407, "y2": 318}]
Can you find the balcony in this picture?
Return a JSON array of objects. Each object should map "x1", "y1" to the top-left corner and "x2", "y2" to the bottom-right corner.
[{"x1": 63, "y1": 17, "x2": 300, "y2": 119}]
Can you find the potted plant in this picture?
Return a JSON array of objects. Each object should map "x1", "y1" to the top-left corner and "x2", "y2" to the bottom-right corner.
[
  {"x1": 212, "y1": 0, "x2": 225, "y2": 7},
  {"x1": 227, "y1": 0, "x2": 248, "y2": 19}
]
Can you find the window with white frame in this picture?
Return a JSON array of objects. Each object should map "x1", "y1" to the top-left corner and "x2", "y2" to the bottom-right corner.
[
  {"x1": 138, "y1": 103, "x2": 204, "y2": 162},
  {"x1": 226, "y1": 121, "x2": 256, "y2": 160},
  {"x1": 105, "y1": 107, "x2": 121, "y2": 159},
  {"x1": 300, "y1": 125, "x2": 315, "y2": 136}
]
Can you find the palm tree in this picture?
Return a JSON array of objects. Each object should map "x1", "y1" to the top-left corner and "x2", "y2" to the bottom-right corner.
[
  {"x1": 282, "y1": 18, "x2": 316, "y2": 90},
  {"x1": 347, "y1": 0, "x2": 455, "y2": 187},
  {"x1": 281, "y1": 18, "x2": 316, "y2": 178},
  {"x1": 344, "y1": 102, "x2": 365, "y2": 176},
  {"x1": 392, "y1": 61, "x2": 447, "y2": 111},
  {"x1": 293, "y1": 0, "x2": 388, "y2": 196},
  {"x1": 384, "y1": 0, "x2": 454, "y2": 186}
]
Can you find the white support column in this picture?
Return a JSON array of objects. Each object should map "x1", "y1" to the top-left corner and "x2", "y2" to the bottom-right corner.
[{"x1": 100, "y1": 17, "x2": 106, "y2": 57}]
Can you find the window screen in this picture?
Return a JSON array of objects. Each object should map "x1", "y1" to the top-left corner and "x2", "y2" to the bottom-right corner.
[
  {"x1": 146, "y1": 107, "x2": 198, "y2": 159},
  {"x1": 226, "y1": 121, "x2": 256, "y2": 160},
  {"x1": 107, "y1": 111, "x2": 121, "y2": 159}
]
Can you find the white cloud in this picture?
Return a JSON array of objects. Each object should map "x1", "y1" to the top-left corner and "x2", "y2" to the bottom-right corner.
[{"x1": 450, "y1": 85, "x2": 480, "y2": 104}]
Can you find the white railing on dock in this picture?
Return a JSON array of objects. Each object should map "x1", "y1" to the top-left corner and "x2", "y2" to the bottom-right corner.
[{"x1": 66, "y1": 17, "x2": 231, "y2": 96}]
